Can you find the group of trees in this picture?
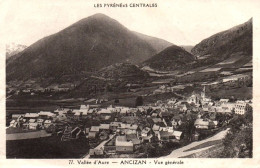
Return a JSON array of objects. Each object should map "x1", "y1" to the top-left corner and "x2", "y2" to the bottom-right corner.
[{"x1": 220, "y1": 108, "x2": 252, "y2": 158}]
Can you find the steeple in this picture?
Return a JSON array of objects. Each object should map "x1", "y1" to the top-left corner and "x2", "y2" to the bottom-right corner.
[{"x1": 201, "y1": 86, "x2": 206, "y2": 99}]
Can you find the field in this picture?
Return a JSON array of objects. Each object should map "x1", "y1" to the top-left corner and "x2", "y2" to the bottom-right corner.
[
  {"x1": 6, "y1": 135, "x2": 90, "y2": 158},
  {"x1": 208, "y1": 87, "x2": 252, "y2": 100}
]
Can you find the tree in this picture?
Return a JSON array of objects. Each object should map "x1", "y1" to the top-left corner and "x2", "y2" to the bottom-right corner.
[
  {"x1": 245, "y1": 105, "x2": 253, "y2": 123},
  {"x1": 114, "y1": 99, "x2": 119, "y2": 104},
  {"x1": 135, "y1": 96, "x2": 143, "y2": 107}
]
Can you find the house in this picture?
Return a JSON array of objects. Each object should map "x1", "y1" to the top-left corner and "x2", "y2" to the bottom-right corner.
[
  {"x1": 104, "y1": 138, "x2": 116, "y2": 154},
  {"x1": 97, "y1": 108, "x2": 112, "y2": 115},
  {"x1": 127, "y1": 108, "x2": 138, "y2": 116},
  {"x1": 167, "y1": 126, "x2": 174, "y2": 133},
  {"x1": 118, "y1": 123, "x2": 126, "y2": 132},
  {"x1": 194, "y1": 119, "x2": 209, "y2": 129},
  {"x1": 119, "y1": 108, "x2": 129, "y2": 116},
  {"x1": 151, "y1": 112, "x2": 158, "y2": 118},
  {"x1": 56, "y1": 113, "x2": 67, "y2": 121},
  {"x1": 90, "y1": 126, "x2": 100, "y2": 133},
  {"x1": 132, "y1": 139, "x2": 142, "y2": 149},
  {"x1": 158, "y1": 131, "x2": 175, "y2": 142},
  {"x1": 193, "y1": 131, "x2": 200, "y2": 141},
  {"x1": 29, "y1": 119, "x2": 36, "y2": 123},
  {"x1": 219, "y1": 99, "x2": 229, "y2": 104},
  {"x1": 39, "y1": 111, "x2": 56, "y2": 119},
  {"x1": 99, "y1": 124, "x2": 110, "y2": 132},
  {"x1": 152, "y1": 118, "x2": 162, "y2": 124},
  {"x1": 37, "y1": 119, "x2": 44, "y2": 127},
  {"x1": 178, "y1": 104, "x2": 188, "y2": 112},
  {"x1": 9, "y1": 120, "x2": 17, "y2": 128},
  {"x1": 187, "y1": 93, "x2": 201, "y2": 105},
  {"x1": 29, "y1": 122, "x2": 38, "y2": 130},
  {"x1": 89, "y1": 149, "x2": 104, "y2": 157},
  {"x1": 125, "y1": 124, "x2": 138, "y2": 131},
  {"x1": 152, "y1": 124, "x2": 160, "y2": 136},
  {"x1": 141, "y1": 127, "x2": 153, "y2": 142},
  {"x1": 110, "y1": 122, "x2": 121, "y2": 131},
  {"x1": 71, "y1": 127, "x2": 81, "y2": 139},
  {"x1": 85, "y1": 128, "x2": 90, "y2": 137},
  {"x1": 202, "y1": 104, "x2": 210, "y2": 112},
  {"x1": 73, "y1": 111, "x2": 82, "y2": 120},
  {"x1": 54, "y1": 108, "x2": 70, "y2": 115},
  {"x1": 12, "y1": 114, "x2": 25, "y2": 120},
  {"x1": 125, "y1": 129, "x2": 137, "y2": 136},
  {"x1": 208, "y1": 106, "x2": 217, "y2": 113},
  {"x1": 80, "y1": 104, "x2": 89, "y2": 111},
  {"x1": 141, "y1": 127, "x2": 151, "y2": 137},
  {"x1": 159, "y1": 126, "x2": 168, "y2": 132},
  {"x1": 126, "y1": 133, "x2": 141, "y2": 149},
  {"x1": 217, "y1": 103, "x2": 235, "y2": 113},
  {"x1": 194, "y1": 119, "x2": 218, "y2": 129},
  {"x1": 24, "y1": 113, "x2": 39, "y2": 119},
  {"x1": 89, "y1": 126, "x2": 100, "y2": 139},
  {"x1": 87, "y1": 109, "x2": 94, "y2": 115},
  {"x1": 100, "y1": 115, "x2": 111, "y2": 121},
  {"x1": 115, "y1": 136, "x2": 134, "y2": 153},
  {"x1": 173, "y1": 131, "x2": 183, "y2": 140},
  {"x1": 171, "y1": 115, "x2": 182, "y2": 128},
  {"x1": 126, "y1": 133, "x2": 137, "y2": 141},
  {"x1": 44, "y1": 120, "x2": 52, "y2": 128},
  {"x1": 235, "y1": 100, "x2": 249, "y2": 115},
  {"x1": 88, "y1": 132, "x2": 97, "y2": 139}
]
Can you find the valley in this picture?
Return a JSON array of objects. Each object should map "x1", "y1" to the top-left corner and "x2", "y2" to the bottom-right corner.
[{"x1": 6, "y1": 14, "x2": 252, "y2": 159}]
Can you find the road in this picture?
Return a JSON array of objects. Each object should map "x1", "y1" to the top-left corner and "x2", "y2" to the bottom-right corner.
[
  {"x1": 83, "y1": 134, "x2": 116, "y2": 158},
  {"x1": 164, "y1": 128, "x2": 230, "y2": 158}
]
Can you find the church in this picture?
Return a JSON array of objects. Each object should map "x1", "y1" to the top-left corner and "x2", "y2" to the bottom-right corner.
[{"x1": 187, "y1": 86, "x2": 211, "y2": 106}]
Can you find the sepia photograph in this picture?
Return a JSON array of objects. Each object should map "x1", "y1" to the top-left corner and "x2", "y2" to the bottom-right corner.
[{"x1": 1, "y1": 0, "x2": 258, "y2": 164}]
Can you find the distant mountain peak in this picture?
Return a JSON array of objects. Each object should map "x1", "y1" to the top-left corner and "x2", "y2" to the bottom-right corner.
[
  {"x1": 190, "y1": 18, "x2": 252, "y2": 69},
  {"x1": 71, "y1": 13, "x2": 119, "y2": 27},
  {"x1": 6, "y1": 43, "x2": 27, "y2": 60},
  {"x1": 6, "y1": 13, "x2": 171, "y2": 81},
  {"x1": 143, "y1": 45, "x2": 195, "y2": 71},
  {"x1": 191, "y1": 18, "x2": 252, "y2": 57},
  {"x1": 90, "y1": 13, "x2": 111, "y2": 18}
]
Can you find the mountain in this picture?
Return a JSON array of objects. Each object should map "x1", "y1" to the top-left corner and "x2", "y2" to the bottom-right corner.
[
  {"x1": 143, "y1": 45, "x2": 196, "y2": 71},
  {"x1": 6, "y1": 43, "x2": 27, "y2": 60},
  {"x1": 191, "y1": 18, "x2": 252, "y2": 66},
  {"x1": 180, "y1": 45, "x2": 193, "y2": 53},
  {"x1": 6, "y1": 13, "x2": 169, "y2": 81},
  {"x1": 133, "y1": 31, "x2": 173, "y2": 53}
]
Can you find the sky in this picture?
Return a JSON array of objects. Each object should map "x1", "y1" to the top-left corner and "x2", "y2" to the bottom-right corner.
[{"x1": 0, "y1": 0, "x2": 259, "y2": 46}]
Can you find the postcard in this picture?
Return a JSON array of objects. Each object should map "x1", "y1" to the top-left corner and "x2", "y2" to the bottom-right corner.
[{"x1": 0, "y1": 0, "x2": 259, "y2": 167}]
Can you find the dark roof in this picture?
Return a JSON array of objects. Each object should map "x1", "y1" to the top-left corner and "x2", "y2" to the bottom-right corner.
[
  {"x1": 126, "y1": 134, "x2": 137, "y2": 141},
  {"x1": 161, "y1": 111, "x2": 171, "y2": 117},
  {"x1": 89, "y1": 149, "x2": 103, "y2": 155},
  {"x1": 159, "y1": 131, "x2": 173, "y2": 137},
  {"x1": 132, "y1": 139, "x2": 141, "y2": 145},
  {"x1": 88, "y1": 132, "x2": 97, "y2": 137}
]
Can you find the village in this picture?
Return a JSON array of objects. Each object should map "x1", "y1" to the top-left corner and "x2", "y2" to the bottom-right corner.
[{"x1": 7, "y1": 86, "x2": 252, "y2": 158}]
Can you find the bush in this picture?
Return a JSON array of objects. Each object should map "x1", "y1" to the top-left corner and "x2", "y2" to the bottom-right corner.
[{"x1": 135, "y1": 96, "x2": 143, "y2": 107}]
